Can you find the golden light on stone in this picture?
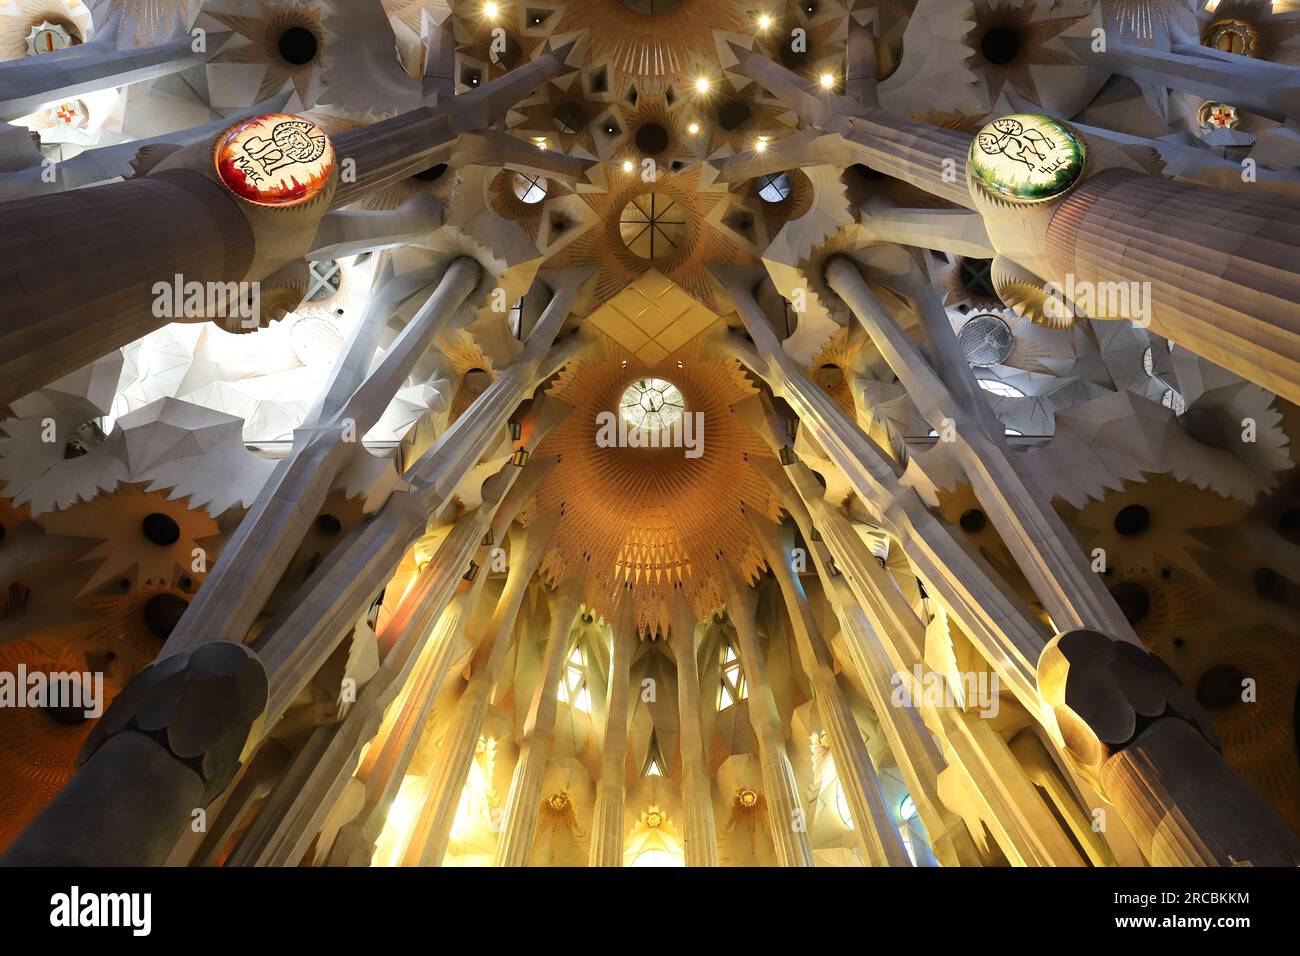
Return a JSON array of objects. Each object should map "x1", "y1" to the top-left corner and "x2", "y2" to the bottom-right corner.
[
  {"x1": 547, "y1": 792, "x2": 569, "y2": 811},
  {"x1": 738, "y1": 787, "x2": 758, "y2": 807},
  {"x1": 969, "y1": 114, "x2": 1086, "y2": 204},
  {"x1": 645, "y1": 810, "x2": 663, "y2": 828},
  {"x1": 214, "y1": 113, "x2": 334, "y2": 208}
]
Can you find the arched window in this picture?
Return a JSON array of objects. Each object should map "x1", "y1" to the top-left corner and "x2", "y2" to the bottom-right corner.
[
  {"x1": 631, "y1": 848, "x2": 684, "y2": 867},
  {"x1": 718, "y1": 640, "x2": 748, "y2": 710},
  {"x1": 557, "y1": 642, "x2": 591, "y2": 713}
]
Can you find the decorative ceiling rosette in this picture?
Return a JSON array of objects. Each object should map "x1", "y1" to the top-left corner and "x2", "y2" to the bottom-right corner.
[
  {"x1": 85, "y1": 0, "x2": 199, "y2": 48},
  {"x1": 521, "y1": 334, "x2": 780, "y2": 636},
  {"x1": 510, "y1": 77, "x2": 606, "y2": 158},
  {"x1": 1096, "y1": 0, "x2": 1196, "y2": 46},
  {"x1": 965, "y1": 0, "x2": 1102, "y2": 116},
  {"x1": 549, "y1": 0, "x2": 747, "y2": 95},
  {"x1": 550, "y1": 166, "x2": 755, "y2": 310},
  {"x1": 196, "y1": 0, "x2": 330, "y2": 108}
]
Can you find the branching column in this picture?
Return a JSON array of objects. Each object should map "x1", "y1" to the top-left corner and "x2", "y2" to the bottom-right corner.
[
  {"x1": 588, "y1": 590, "x2": 637, "y2": 867},
  {"x1": 747, "y1": 512, "x2": 911, "y2": 867},
  {"x1": 671, "y1": 589, "x2": 718, "y2": 867},
  {"x1": 493, "y1": 564, "x2": 588, "y2": 866},
  {"x1": 762, "y1": 458, "x2": 984, "y2": 866},
  {"x1": 164, "y1": 257, "x2": 482, "y2": 658},
  {"x1": 720, "y1": 271, "x2": 1046, "y2": 716},
  {"x1": 406, "y1": 510, "x2": 562, "y2": 866},
  {"x1": 719, "y1": 563, "x2": 813, "y2": 867},
  {"x1": 825, "y1": 254, "x2": 1137, "y2": 642}
]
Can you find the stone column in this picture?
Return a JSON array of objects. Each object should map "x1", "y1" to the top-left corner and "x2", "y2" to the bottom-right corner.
[
  {"x1": 407, "y1": 510, "x2": 562, "y2": 866},
  {"x1": 719, "y1": 270, "x2": 1046, "y2": 716},
  {"x1": 0, "y1": 642, "x2": 267, "y2": 866},
  {"x1": 671, "y1": 589, "x2": 718, "y2": 867},
  {"x1": 759, "y1": 458, "x2": 984, "y2": 866},
  {"x1": 588, "y1": 589, "x2": 637, "y2": 867},
  {"x1": 0, "y1": 47, "x2": 574, "y2": 408},
  {"x1": 224, "y1": 456, "x2": 545, "y2": 866},
  {"x1": 718, "y1": 562, "x2": 813, "y2": 867},
  {"x1": 1045, "y1": 169, "x2": 1300, "y2": 404},
  {"x1": 735, "y1": 45, "x2": 1300, "y2": 406},
  {"x1": 0, "y1": 36, "x2": 202, "y2": 121},
  {"x1": 825, "y1": 253, "x2": 1138, "y2": 642},
  {"x1": 0, "y1": 170, "x2": 255, "y2": 408},
  {"x1": 251, "y1": 274, "x2": 587, "y2": 729},
  {"x1": 746, "y1": 511, "x2": 912, "y2": 867},
  {"x1": 1039, "y1": 630, "x2": 1300, "y2": 866},
  {"x1": 403, "y1": 509, "x2": 561, "y2": 868},
  {"x1": 492, "y1": 563, "x2": 588, "y2": 866},
  {"x1": 163, "y1": 257, "x2": 482, "y2": 658}
]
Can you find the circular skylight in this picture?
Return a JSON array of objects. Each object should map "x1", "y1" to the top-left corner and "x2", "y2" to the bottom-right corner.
[
  {"x1": 757, "y1": 171, "x2": 792, "y2": 203},
  {"x1": 958, "y1": 314, "x2": 1014, "y2": 367},
  {"x1": 1161, "y1": 388, "x2": 1187, "y2": 415},
  {"x1": 620, "y1": 378, "x2": 685, "y2": 431},
  {"x1": 619, "y1": 193, "x2": 685, "y2": 259},
  {"x1": 513, "y1": 172, "x2": 548, "y2": 204}
]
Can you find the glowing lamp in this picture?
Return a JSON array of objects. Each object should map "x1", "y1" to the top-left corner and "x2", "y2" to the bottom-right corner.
[{"x1": 214, "y1": 114, "x2": 334, "y2": 208}]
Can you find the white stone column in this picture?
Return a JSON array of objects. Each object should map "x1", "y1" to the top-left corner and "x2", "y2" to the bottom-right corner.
[
  {"x1": 405, "y1": 509, "x2": 562, "y2": 866},
  {"x1": 671, "y1": 589, "x2": 718, "y2": 867},
  {"x1": 719, "y1": 271, "x2": 1046, "y2": 718},
  {"x1": 493, "y1": 563, "x2": 588, "y2": 866},
  {"x1": 746, "y1": 511, "x2": 912, "y2": 867},
  {"x1": 588, "y1": 589, "x2": 637, "y2": 867},
  {"x1": 718, "y1": 562, "x2": 813, "y2": 867},
  {"x1": 163, "y1": 257, "x2": 482, "y2": 659},
  {"x1": 825, "y1": 253, "x2": 1137, "y2": 642},
  {"x1": 0, "y1": 36, "x2": 202, "y2": 121}
]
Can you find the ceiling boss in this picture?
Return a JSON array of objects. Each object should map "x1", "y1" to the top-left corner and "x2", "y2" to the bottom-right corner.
[
  {"x1": 213, "y1": 113, "x2": 336, "y2": 208},
  {"x1": 968, "y1": 113, "x2": 1087, "y2": 204}
]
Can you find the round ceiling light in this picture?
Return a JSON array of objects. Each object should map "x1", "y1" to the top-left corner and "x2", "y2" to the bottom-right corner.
[{"x1": 619, "y1": 378, "x2": 685, "y2": 432}]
